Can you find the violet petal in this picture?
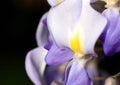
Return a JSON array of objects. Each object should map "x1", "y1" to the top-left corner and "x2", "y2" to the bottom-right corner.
[
  {"x1": 102, "y1": 8, "x2": 120, "y2": 56},
  {"x1": 64, "y1": 59, "x2": 93, "y2": 85},
  {"x1": 45, "y1": 44, "x2": 74, "y2": 65}
]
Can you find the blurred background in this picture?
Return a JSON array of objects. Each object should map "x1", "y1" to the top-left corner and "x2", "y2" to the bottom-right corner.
[
  {"x1": 0, "y1": 0, "x2": 120, "y2": 85},
  {"x1": 1, "y1": 0, "x2": 49, "y2": 84}
]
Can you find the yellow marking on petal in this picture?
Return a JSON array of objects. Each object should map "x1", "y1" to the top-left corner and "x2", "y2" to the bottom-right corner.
[
  {"x1": 57, "y1": 0, "x2": 62, "y2": 3},
  {"x1": 104, "y1": 0, "x2": 118, "y2": 7},
  {"x1": 70, "y1": 28, "x2": 84, "y2": 54}
]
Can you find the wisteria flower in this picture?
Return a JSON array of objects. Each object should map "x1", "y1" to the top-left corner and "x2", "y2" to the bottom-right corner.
[
  {"x1": 64, "y1": 55, "x2": 101, "y2": 85},
  {"x1": 100, "y1": 0, "x2": 120, "y2": 56},
  {"x1": 25, "y1": 0, "x2": 108, "y2": 84},
  {"x1": 25, "y1": 13, "x2": 67, "y2": 85},
  {"x1": 46, "y1": 0, "x2": 107, "y2": 65},
  {"x1": 45, "y1": 0, "x2": 107, "y2": 84},
  {"x1": 25, "y1": 47, "x2": 67, "y2": 85}
]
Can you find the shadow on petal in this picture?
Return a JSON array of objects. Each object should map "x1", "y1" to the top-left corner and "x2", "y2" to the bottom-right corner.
[{"x1": 25, "y1": 47, "x2": 48, "y2": 85}]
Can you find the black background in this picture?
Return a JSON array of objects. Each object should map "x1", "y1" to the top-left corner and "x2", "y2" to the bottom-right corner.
[
  {"x1": 0, "y1": 0, "x2": 120, "y2": 85},
  {"x1": 1, "y1": 0, "x2": 49, "y2": 84}
]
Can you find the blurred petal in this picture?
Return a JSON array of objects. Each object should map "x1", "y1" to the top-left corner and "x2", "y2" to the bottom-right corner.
[
  {"x1": 77, "y1": 0, "x2": 107, "y2": 55},
  {"x1": 45, "y1": 43, "x2": 74, "y2": 65},
  {"x1": 45, "y1": 63, "x2": 67, "y2": 85},
  {"x1": 36, "y1": 13, "x2": 49, "y2": 47},
  {"x1": 64, "y1": 59, "x2": 93, "y2": 85},
  {"x1": 102, "y1": 8, "x2": 120, "y2": 56},
  {"x1": 91, "y1": 0, "x2": 100, "y2": 3},
  {"x1": 47, "y1": 0, "x2": 64, "y2": 7},
  {"x1": 25, "y1": 47, "x2": 48, "y2": 85},
  {"x1": 47, "y1": 0, "x2": 82, "y2": 48},
  {"x1": 86, "y1": 58, "x2": 98, "y2": 79},
  {"x1": 104, "y1": 77, "x2": 120, "y2": 85}
]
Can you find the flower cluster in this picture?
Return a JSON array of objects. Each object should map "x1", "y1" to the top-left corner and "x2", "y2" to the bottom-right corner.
[{"x1": 25, "y1": 0, "x2": 120, "y2": 85}]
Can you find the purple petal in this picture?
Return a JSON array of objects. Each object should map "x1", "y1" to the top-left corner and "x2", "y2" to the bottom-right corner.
[
  {"x1": 45, "y1": 43, "x2": 74, "y2": 65},
  {"x1": 45, "y1": 64, "x2": 65, "y2": 85},
  {"x1": 44, "y1": 35, "x2": 54, "y2": 50},
  {"x1": 64, "y1": 59, "x2": 93, "y2": 85},
  {"x1": 102, "y1": 8, "x2": 120, "y2": 56},
  {"x1": 44, "y1": 42, "x2": 52, "y2": 50},
  {"x1": 36, "y1": 13, "x2": 49, "y2": 47},
  {"x1": 25, "y1": 47, "x2": 48, "y2": 85}
]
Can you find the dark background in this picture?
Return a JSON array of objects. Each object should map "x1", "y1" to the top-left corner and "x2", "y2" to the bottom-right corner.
[
  {"x1": 1, "y1": 0, "x2": 49, "y2": 84},
  {"x1": 0, "y1": 0, "x2": 120, "y2": 85}
]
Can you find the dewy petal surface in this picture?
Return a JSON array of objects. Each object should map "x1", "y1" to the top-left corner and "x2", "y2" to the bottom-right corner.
[
  {"x1": 47, "y1": 0, "x2": 82, "y2": 48},
  {"x1": 36, "y1": 13, "x2": 49, "y2": 47},
  {"x1": 25, "y1": 47, "x2": 48, "y2": 85},
  {"x1": 45, "y1": 43, "x2": 74, "y2": 65},
  {"x1": 76, "y1": 0, "x2": 107, "y2": 55},
  {"x1": 102, "y1": 8, "x2": 120, "y2": 56},
  {"x1": 64, "y1": 59, "x2": 93, "y2": 85}
]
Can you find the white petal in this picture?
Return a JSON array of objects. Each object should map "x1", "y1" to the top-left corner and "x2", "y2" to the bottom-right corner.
[
  {"x1": 104, "y1": 77, "x2": 119, "y2": 85},
  {"x1": 78, "y1": 0, "x2": 107, "y2": 55},
  {"x1": 25, "y1": 47, "x2": 48, "y2": 85},
  {"x1": 47, "y1": 0, "x2": 82, "y2": 48},
  {"x1": 36, "y1": 13, "x2": 49, "y2": 47},
  {"x1": 47, "y1": 0, "x2": 64, "y2": 7}
]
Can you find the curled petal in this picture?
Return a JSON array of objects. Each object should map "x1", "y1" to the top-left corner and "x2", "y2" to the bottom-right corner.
[
  {"x1": 64, "y1": 59, "x2": 93, "y2": 85},
  {"x1": 45, "y1": 43, "x2": 74, "y2": 65},
  {"x1": 102, "y1": 8, "x2": 120, "y2": 56},
  {"x1": 25, "y1": 47, "x2": 48, "y2": 85},
  {"x1": 36, "y1": 13, "x2": 49, "y2": 47},
  {"x1": 47, "y1": 0, "x2": 82, "y2": 48}
]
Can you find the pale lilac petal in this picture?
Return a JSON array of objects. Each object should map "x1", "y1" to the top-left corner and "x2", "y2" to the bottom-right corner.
[
  {"x1": 47, "y1": 0, "x2": 82, "y2": 48},
  {"x1": 45, "y1": 43, "x2": 74, "y2": 65},
  {"x1": 36, "y1": 13, "x2": 49, "y2": 47},
  {"x1": 25, "y1": 47, "x2": 48, "y2": 85},
  {"x1": 77, "y1": 0, "x2": 107, "y2": 55},
  {"x1": 64, "y1": 59, "x2": 93, "y2": 85},
  {"x1": 102, "y1": 8, "x2": 120, "y2": 56}
]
